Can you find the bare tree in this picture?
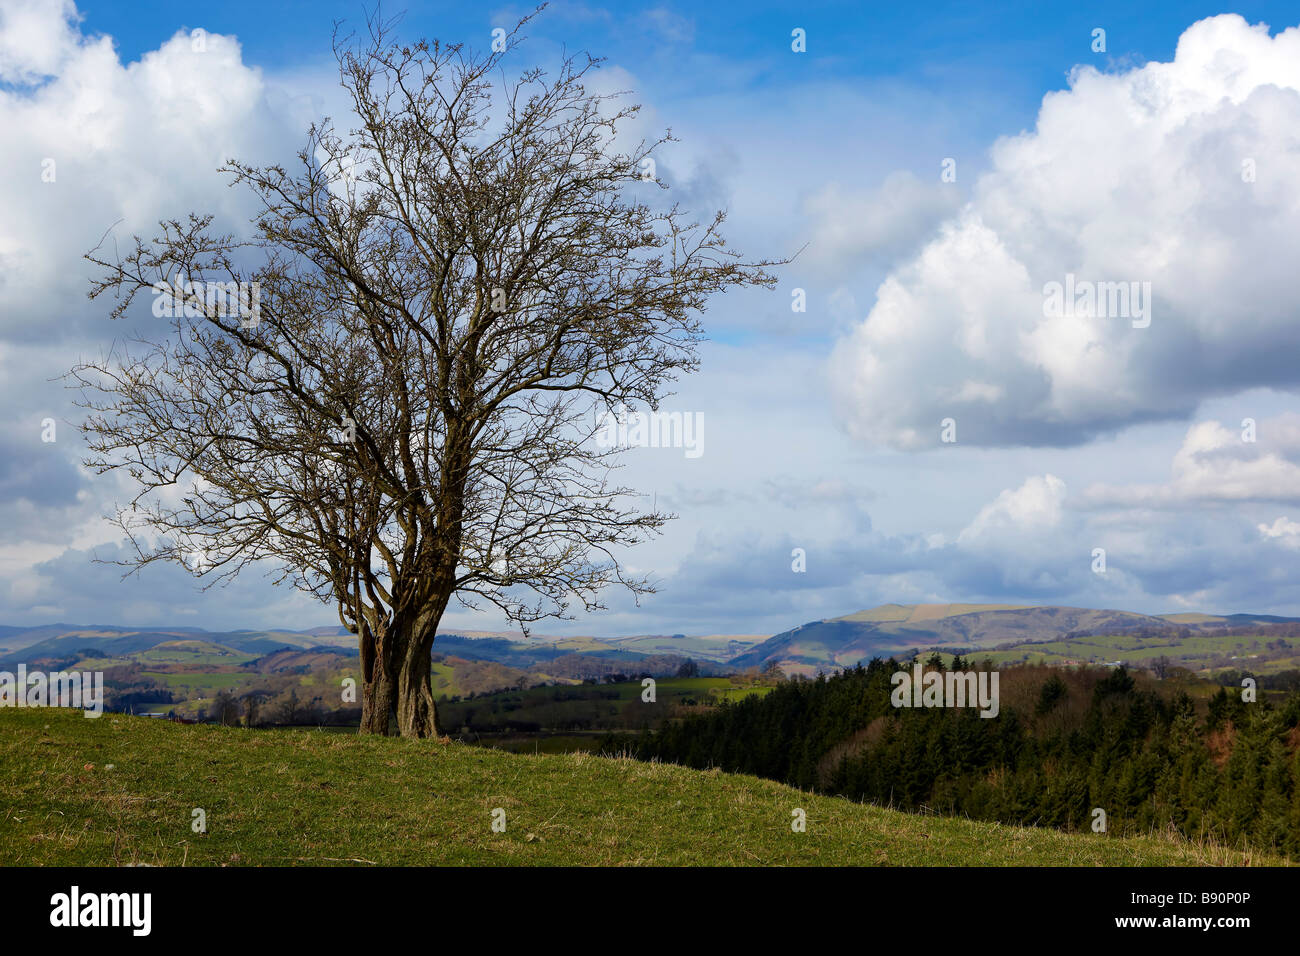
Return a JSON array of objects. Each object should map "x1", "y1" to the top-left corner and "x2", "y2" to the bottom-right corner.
[
  {"x1": 274, "y1": 688, "x2": 304, "y2": 726},
  {"x1": 242, "y1": 692, "x2": 262, "y2": 728},
  {"x1": 71, "y1": 11, "x2": 779, "y2": 737},
  {"x1": 212, "y1": 689, "x2": 241, "y2": 726}
]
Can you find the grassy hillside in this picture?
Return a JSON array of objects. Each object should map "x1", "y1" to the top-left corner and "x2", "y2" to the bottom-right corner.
[
  {"x1": 834, "y1": 603, "x2": 1030, "y2": 624},
  {"x1": 0, "y1": 710, "x2": 1281, "y2": 866}
]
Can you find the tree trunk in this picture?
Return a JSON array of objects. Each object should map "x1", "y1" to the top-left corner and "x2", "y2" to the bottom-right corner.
[
  {"x1": 360, "y1": 669, "x2": 395, "y2": 735},
  {"x1": 396, "y1": 641, "x2": 438, "y2": 738},
  {"x1": 358, "y1": 610, "x2": 441, "y2": 738},
  {"x1": 359, "y1": 622, "x2": 394, "y2": 735}
]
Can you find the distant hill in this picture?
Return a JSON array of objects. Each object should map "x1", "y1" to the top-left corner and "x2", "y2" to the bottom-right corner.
[
  {"x1": 0, "y1": 624, "x2": 354, "y2": 665},
  {"x1": 0, "y1": 623, "x2": 757, "y2": 668},
  {"x1": 10, "y1": 606, "x2": 1296, "y2": 681},
  {"x1": 246, "y1": 646, "x2": 357, "y2": 673},
  {"x1": 731, "y1": 603, "x2": 1300, "y2": 675},
  {"x1": 0, "y1": 622, "x2": 752, "y2": 710}
]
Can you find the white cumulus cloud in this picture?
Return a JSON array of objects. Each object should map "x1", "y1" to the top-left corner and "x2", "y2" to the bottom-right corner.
[
  {"x1": 831, "y1": 15, "x2": 1300, "y2": 449},
  {"x1": 1082, "y1": 414, "x2": 1300, "y2": 507},
  {"x1": 0, "y1": 0, "x2": 79, "y2": 83},
  {"x1": 958, "y1": 473, "x2": 1067, "y2": 546},
  {"x1": 1258, "y1": 516, "x2": 1300, "y2": 547}
]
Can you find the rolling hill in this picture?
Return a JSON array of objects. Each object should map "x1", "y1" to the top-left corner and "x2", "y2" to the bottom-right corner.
[
  {"x1": 0, "y1": 623, "x2": 759, "y2": 669},
  {"x1": 8, "y1": 603, "x2": 1299, "y2": 695},
  {"x1": 732, "y1": 603, "x2": 1300, "y2": 675},
  {"x1": 0, "y1": 624, "x2": 355, "y2": 665},
  {"x1": 0, "y1": 709, "x2": 1276, "y2": 866},
  {"x1": 0, "y1": 622, "x2": 760, "y2": 717}
]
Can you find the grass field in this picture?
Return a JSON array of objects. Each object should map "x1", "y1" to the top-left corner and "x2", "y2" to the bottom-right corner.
[
  {"x1": 646, "y1": 676, "x2": 774, "y2": 703},
  {"x1": 445, "y1": 675, "x2": 769, "y2": 709},
  {"x1": 140, "y1": 671, "x2": 251, "y2": 692},
  {"x1": 0, "y1": 710, "x2": 1283, "y2": 866},
  {"x1": 134, "y1": 641, "x2": 258, "y2": 666}
]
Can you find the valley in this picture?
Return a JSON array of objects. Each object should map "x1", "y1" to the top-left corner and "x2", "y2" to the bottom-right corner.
[{"x1": 4, "y1": 602, "x2": 1299, "y2": 738}]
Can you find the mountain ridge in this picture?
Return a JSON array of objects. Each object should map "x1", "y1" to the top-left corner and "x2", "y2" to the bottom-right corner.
[
  {"x1": 731, "y1": 603, "x2": 1300, "y2": 675},
  {"x1": 4, "y1": 603, "x2": 1298, "y2": 675}
]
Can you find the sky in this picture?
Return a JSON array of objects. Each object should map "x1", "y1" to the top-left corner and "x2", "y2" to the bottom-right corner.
[{"x1": 3, "y1": 0, "x2": 1300, "y2": 636}]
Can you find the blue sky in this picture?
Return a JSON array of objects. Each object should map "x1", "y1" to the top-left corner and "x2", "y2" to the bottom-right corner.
[{"x1": 4, "y1": 1, "x2": 1300, "y2": 636}]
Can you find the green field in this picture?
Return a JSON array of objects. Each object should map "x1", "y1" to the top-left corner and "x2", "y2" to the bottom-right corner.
[
  {"x1": 661, "y1": 676, "x2": 774, "y2": 703},
  {"x1": 140, "y1": 671, "x2": 252, "y2": 692},
  {"x1": 0, "y1": 710, "x2": 1282, "y2": 866},
  {"x1": 429, "y1": 661, "x2": 458, "y2": 695},
  {"x1": 447, "y1": 675, "x2": 767, "y2": 707},
  {"x1": 134, "y1": 641, "x2": 258, "y2": 666},
  {"x1": 438, "y1": 675, "x2": 772, "y2": 741}
]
